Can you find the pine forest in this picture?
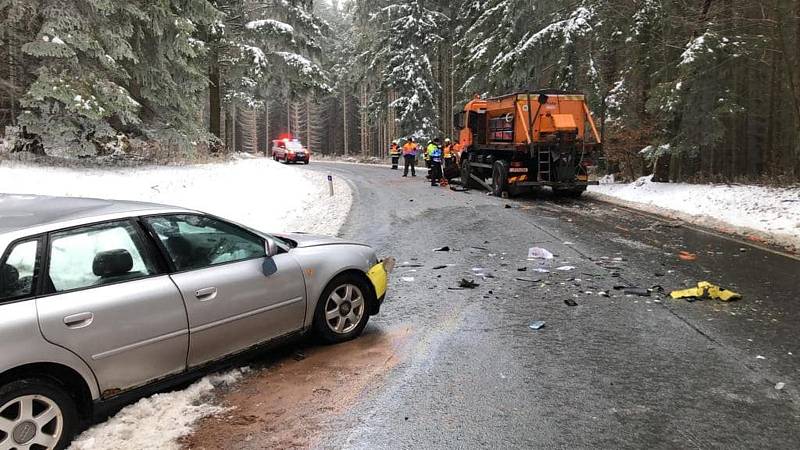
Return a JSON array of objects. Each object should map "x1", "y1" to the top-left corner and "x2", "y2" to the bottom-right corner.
[{"x1": 2, "y1": 0, "x2": 799, "y2": 182}]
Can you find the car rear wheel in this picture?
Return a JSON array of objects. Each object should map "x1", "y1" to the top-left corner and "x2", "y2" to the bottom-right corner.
[
  {"x1": 0, "y1": 379, "x2": 78, "y2": 450},
  {"x1": 313, "y1": 274, "x2": 370, "y2": 344}
]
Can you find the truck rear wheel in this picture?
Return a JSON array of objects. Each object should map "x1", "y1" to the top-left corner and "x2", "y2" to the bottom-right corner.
[{"x1": 491, "y1": 161, "x2": 508, "y2": 197}]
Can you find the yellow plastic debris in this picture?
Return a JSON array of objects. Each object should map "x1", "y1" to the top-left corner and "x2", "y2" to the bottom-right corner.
[{"x1": 670, "y1": 281, "x2": 741, "y2": 302}]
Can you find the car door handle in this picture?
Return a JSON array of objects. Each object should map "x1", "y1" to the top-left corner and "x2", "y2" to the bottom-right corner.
[
  {"x1": 63, "y1": 312, "x2": 94, "y2": 329},
  {"x1": 195, "y1": 287, "x2": 218, "y2": 301}
]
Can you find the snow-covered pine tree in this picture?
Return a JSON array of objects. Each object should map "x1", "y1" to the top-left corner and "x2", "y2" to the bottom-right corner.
[
  {"x1": 367, "y1": 0, "x2": 447, "y2": 140},
  {"x1": 17, "y1": 0, "x2": 146, "y2": 155}
]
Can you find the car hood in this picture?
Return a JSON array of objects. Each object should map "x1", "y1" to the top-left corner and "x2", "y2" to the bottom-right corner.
[{"x1": 275, "y1": 232, "x2": 369, "y2": 249}]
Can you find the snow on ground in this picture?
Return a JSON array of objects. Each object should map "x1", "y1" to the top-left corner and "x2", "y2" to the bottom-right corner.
[
  {"x1": 68, "y1": 368, "x2": 249, "y2": 450},
  {"x1": 0, "y1": 155, "x2": 353, "y2": 449},
  {"x1": 588, "y1": 175, "x2": 800, "y2": 250},
  {"x1": 0, "y1": 154, "x2": 352, "y2": 236}
]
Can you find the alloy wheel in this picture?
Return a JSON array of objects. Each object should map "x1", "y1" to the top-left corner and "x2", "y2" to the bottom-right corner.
[
  {"x1": 0, "y1": 394, "x2": 63, "y2": 450},
  {"x1": 324, "y1": 284, "x2": 365, "y2": 334}
]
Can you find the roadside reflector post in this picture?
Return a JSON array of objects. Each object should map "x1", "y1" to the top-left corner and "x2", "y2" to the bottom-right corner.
[{"x1": 328, "y1": 174, "x2": 334, "y2": 196}]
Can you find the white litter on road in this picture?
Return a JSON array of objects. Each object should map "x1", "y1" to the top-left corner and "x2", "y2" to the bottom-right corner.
[
  {"x1": 528, "y1": 247, "x2": 554, "y2": 259},
  {"x1": 0, "y1": 155, "x2": 352, "y2": 236},
  {"x1": 68, "y1": 368, "x2": 249, "y2": 450},
  {"x1": 589, "y1": 175, "x2": 800, "y2": 249}
]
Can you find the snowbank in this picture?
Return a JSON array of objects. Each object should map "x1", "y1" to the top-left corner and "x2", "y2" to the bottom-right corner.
[
  {"x1": 68, "y1": 368, "x2": 249, "y2": 450},
  {"x1": 589, "y1": 176, "x2": 800, "y2": 250},
  {"x1": 0, "y1": 155, "x2": 352, "y2": 236}
]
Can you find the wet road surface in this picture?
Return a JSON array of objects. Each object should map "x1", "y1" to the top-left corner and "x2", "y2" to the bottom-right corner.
[{"x1": 190, "y1": 162, "x2": 800, "y2": 449}]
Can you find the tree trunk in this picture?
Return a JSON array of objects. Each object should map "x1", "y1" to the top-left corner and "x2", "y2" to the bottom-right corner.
[
  {"x1": 343, "y1": 89, "x2": 349, "y2": 156},
  {"x1": 264, "y1": 100, "x2": 270, "y2": 157},
  {"x1": 208, "y1": 49, "x2": 221, "y2": 141}
]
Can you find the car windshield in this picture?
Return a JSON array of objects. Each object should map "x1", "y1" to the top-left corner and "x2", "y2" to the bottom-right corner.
[{"x1": 286, "y1": 141, "x2": 303, "y2": 151}]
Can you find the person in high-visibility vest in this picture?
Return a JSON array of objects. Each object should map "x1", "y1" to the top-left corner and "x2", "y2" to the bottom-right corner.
[
  {"x1": 389, "y1": 142, "x2": 401, "y2": 170},
  {"x1": 440, "y1": 138, "x2": 456, "y2": 183},
  {"x1": 402, "y1": 137, "x2": 418, "y2": 177},
  {"x1": 427, "y1": 138, "x2": 443, "y2": 186}
]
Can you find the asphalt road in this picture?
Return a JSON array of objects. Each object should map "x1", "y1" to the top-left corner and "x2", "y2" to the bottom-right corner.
[{"x1": 306, "y1": 161, "x2": 800, "y2": 449}]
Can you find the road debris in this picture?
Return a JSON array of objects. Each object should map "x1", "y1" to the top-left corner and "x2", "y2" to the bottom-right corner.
[
  {"x1": 459, "y1": 279, "x2": 480, "y2": 289},
  {"x1": 433, "y1": 246, "x2": 450, "y2": 252},
  {"x1": 432, "y1": 265, "x2": 447, "y2": 270},
  {"x1": 515, "y1": 277, "x2": 541, "y2": 283},
  {"x1": 756, "y1": 355, "x2": 766, "y2": 360},
  {"x1": 555, "y1": 265, "x2": 576, "y2": 271},
  {"x1": 517, "y1": 267, "x2": 528, "y2": 271},
  {"x1": 401, "y1": 277, "x2": 415, "y2": 282},
  {"x1": 669, "y1": 282, "x2": 742, "y2": 302},
  {"x1": 564, "y1": 299, "x2": 578, "y2": 306},
  {"x1": 533, "y1": 268, "x2": 550, "y2": 273},
  {"x1": 678, "y1": 251, "x2": 697, "y2": 261},
  {"x1": 775, "y1": 382, "x2": 786, "y2": 390},
  {"x1": 623, "y1": 288, "x2": 651, "y2": 296},
  {"x1": 598, "y1": 291, "x2": 609, "y2": 297},
  {"x1": 450, "y1": 185, "x2": 469, "y2": 192},
  {"x1": 528, "y1": 321, "x2": 546, "y2": 330},
  {"x1": 528, "y1": 247, "x2": 554, "y2": 259}
]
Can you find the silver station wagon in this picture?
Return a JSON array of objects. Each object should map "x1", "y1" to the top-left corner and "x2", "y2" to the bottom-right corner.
[{"x1": 0, "y1": 194, "x2": 392, "y2": 450}]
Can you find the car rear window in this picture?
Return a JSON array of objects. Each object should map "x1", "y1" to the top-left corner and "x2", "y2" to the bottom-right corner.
[{"x1": 0, "y1": 240, "x2": 39, "y2": 301}]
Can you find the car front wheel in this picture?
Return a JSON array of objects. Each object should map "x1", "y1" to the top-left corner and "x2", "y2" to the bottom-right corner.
[
  {"x1": 313, "y1": 274, "x2": 371, "y2": 344},
  {"x1": 0, "y1": 378, "x2": 78, "y2": 450}
]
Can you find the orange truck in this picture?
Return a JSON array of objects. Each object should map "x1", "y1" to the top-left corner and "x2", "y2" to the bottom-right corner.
[{"x1": 453, "y1": 90, "x2": 601, "y2": 197}]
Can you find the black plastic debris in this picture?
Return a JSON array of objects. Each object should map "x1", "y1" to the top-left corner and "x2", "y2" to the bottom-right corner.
[
  {"x1": 433, "y1": 246, "x2": 450, "y2": 252},
  {"x1": 613, "y1": 285, "x2": 626, "y2": 290},
  {"x1": 624, "y1": 287, "x2": 651, "y2": 296},
  {"x1": 517, "y1": 267, "x2": 528, "y2": 272},
  {"x1": 459, "y1": 279, "x2": 480, "y2": 289},
  {"x1": 515, "y1": 277, "x2": 541, "y2": 283},
  {"x1": 432, "y1": 265, "x2": 447, "y2": 270},
  {"x1": 399, "y1": 263, "x2": 423, "y2": 268},
  {"x1": 564, "y1": 299, "x2": 578, "y2": 306}
]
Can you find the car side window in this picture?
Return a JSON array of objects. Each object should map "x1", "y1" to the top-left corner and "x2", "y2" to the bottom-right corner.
[
  {"x1": 0, "y1": 240, "x2": 39, "y2": 301},
  {"x1": 145, "y1": 215, "x2": 265, "y2": 271},
  {"x1": 47, "y1": 221, "x2": 156, "y2": 293}
]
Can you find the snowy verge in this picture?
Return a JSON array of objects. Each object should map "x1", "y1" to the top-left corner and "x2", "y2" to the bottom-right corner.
[
  {"x1": 68, "y1": 368, "x2": 249, "y2": 450},
  {"x1": 588, "y1": 176, "x2": 800, "y2": 251},
  {"x1": 0, "y1": 155, "x2": 352, "y2": 236}
]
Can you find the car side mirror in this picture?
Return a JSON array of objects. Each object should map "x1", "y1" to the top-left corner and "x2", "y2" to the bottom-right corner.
[{"x1": 264, "y1": 237, "x2": 278, "y2": 258}]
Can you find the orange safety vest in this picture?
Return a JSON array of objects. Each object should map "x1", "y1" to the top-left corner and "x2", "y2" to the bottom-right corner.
[
  {"x1": 402, "y1": 143, "x2": 417, "y2": 156},
  {"x1": 390, "y1": 144, "x2": 401, "y2": 156}
]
